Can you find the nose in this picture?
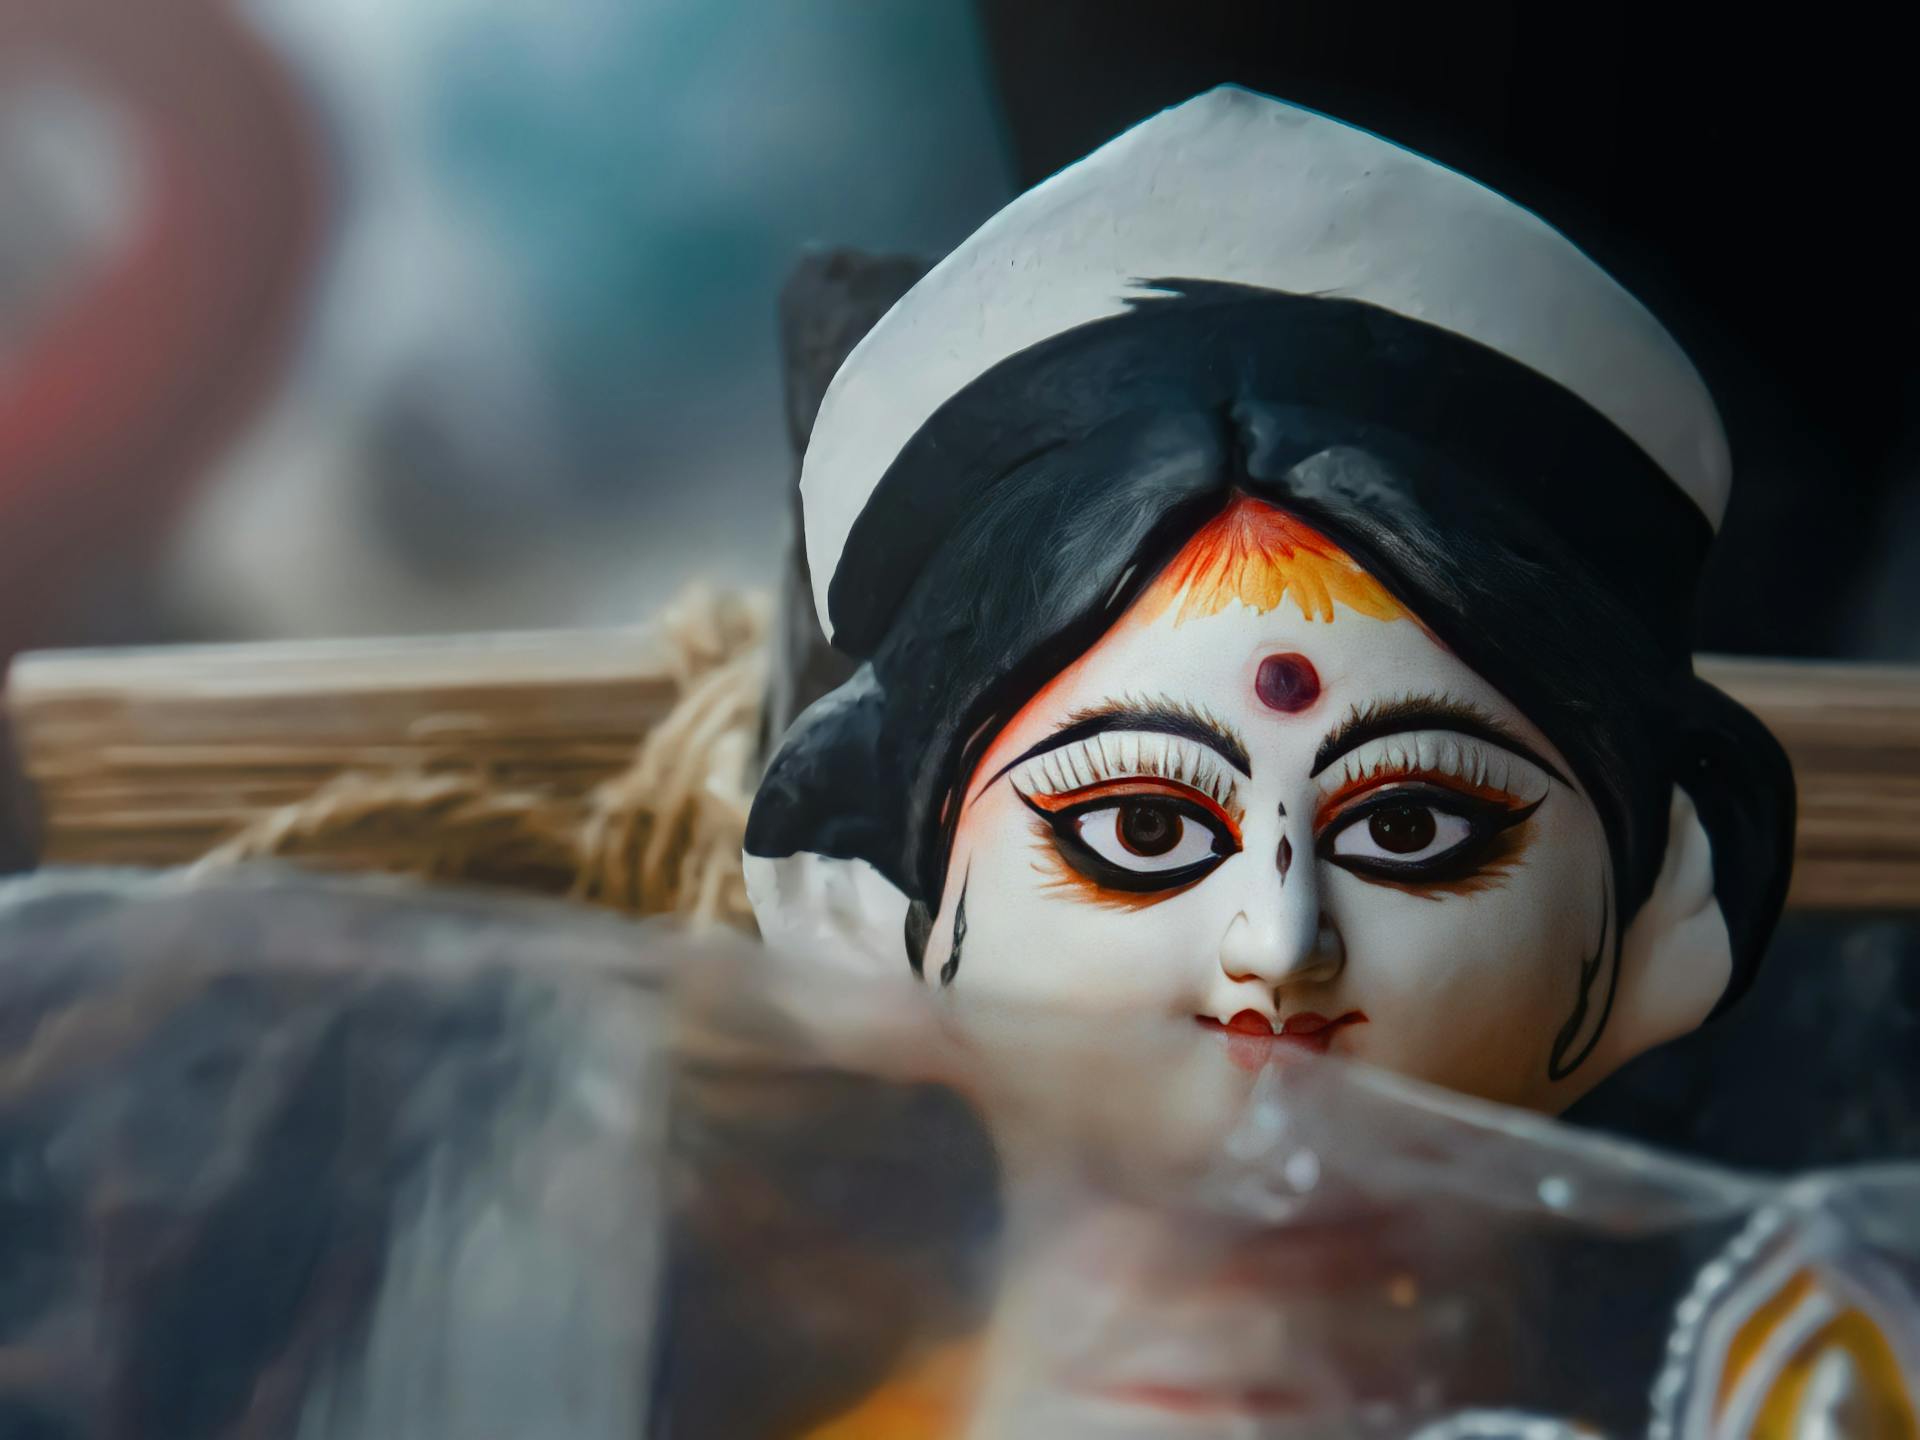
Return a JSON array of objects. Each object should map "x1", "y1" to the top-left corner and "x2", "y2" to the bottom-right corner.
[{"x1": 1216, "y1": 843, "x2": 1344, "y2": 993}]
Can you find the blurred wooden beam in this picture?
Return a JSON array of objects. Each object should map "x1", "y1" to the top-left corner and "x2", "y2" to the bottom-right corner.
[
  {"x1": 3, "y1": 627, "x2": 698, "y2": 871},
  {"x1": 4, "y1": 636, "x2": 1917, "y2": 911},
  {"x1": 1702, "y1": 657, "x2": 1920, "y2": 911}
]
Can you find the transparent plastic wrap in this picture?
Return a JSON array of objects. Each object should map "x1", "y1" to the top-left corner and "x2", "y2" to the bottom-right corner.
[
  {"x1": 0, "y1": 869, "x2": 1914, "y2": 1438},
  {"x1": 667, "y1": 941, "x2": 1920, "y2": 1439},
  {"x1": 0, "y1": 869, "x2": 671, "y2": 1440}
]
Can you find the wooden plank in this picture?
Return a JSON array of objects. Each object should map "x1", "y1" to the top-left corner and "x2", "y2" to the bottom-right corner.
[
  {"x1": 1702, "y1": 657, "x2": 1920, "y2": 910},
  {"x1": 5, "y1": 626, "x2": 700, "y2": 876},
  {"x1": 4, "y1": 636, "x2": 1917, "y2": 910}
]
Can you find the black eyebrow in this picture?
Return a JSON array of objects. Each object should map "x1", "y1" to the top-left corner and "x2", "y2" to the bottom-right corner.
[
  {"x1": 1309, "y1": 695, "x2": 1572, "y2": 787},
  {"x1": 986, "y1": 697, "x2": 1253, "y2": 790}
]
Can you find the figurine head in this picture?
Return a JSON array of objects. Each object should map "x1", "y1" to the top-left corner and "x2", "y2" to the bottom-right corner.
[{"x1": 745, "y1": 89, "x2": 1794, "y2": 1119}]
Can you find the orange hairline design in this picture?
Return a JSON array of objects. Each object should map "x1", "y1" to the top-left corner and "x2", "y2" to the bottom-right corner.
[
  {"x1": 959, "y1": 497, "x2": 1417, "y2": 813},
  {"x1": 1133, "y1": 496, "x2": 1411, "y2": 626}
]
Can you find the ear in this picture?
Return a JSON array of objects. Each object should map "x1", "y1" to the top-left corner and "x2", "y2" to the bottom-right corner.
[
  {"x1": 1667, "y1": 674, "x2": 1797, "y2": 1014},
  {"x1": 742, "y1": 850, "x2": 965, "y2": 1078},
  {"x1": 743, "y1": 849, "x2": 912, "y2": 979},
  {"x1": 1584, "y1": 785, "x2": 1734, "y2": 1078},
  {"x1": 1583, "y1": 670, "x2": 1796, "y2": 1083}
]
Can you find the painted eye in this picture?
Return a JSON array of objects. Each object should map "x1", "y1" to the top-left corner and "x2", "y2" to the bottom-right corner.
[
  {"x1": 1020, "y1": 791, "x2": 1240, "y2": 894},
  {"x1": 1317, "y1": 784, "x2": 1540, "y2": 886},
  {"x1": 1331, "y1": 803, "x2": 1473, "y2": 863},
  {"x1": 1075, "y1": 799, "x2": 1223, "y2": 873}
]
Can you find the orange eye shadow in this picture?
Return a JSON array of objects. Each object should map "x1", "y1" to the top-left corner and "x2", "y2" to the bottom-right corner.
[{"x1": 1311, "y1": 771, "x2": 1528, "y2": 833}]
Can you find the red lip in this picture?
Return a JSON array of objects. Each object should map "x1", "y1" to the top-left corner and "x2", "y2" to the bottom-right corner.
[{"x1": 1197, "y1": 1009, "x2": 1368, "y2": 1070}]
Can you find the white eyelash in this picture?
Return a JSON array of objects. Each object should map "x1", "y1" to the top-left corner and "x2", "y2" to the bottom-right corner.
[
  {"x1": 1009, "y1": 732, "x2": 1241, "y2": 812},
  {"x1": 1325, "y1": 730, "x2": 1548, "y2": 800}
]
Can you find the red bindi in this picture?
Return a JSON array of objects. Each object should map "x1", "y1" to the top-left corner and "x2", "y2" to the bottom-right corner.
[{"x1": 1255, "y1": 652, "x2": 1321, "y2": 714}]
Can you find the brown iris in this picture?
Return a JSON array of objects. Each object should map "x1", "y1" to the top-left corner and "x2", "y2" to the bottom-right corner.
[
  {"x1": 1367, "y1": 803, "x2": 1438, "y2": 854},
  {"x1": 1116, "y1": 801, "x2": 1181, "y2": 856}
]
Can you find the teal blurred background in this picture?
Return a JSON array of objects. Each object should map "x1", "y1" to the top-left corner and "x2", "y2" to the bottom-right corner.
[{"x1": 0, "y1": 0, "x2": 1009, "y2": 649}]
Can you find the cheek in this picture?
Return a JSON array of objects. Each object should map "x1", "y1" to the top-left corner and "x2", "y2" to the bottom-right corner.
[
  {"x1": 933, "y1": 796, "x2": 1262, "y2": 1173},
  {"x1": 934, "y1": 793, "x2": 1222, "y2": 1013},
  {"x1": 1328, "y1": 802, "x2": 1609, "y2": 1106}
]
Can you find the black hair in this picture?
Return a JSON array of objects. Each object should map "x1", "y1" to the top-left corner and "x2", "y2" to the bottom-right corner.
[{"x1": 748, "y1": 284, "x2": 1794, "y2": 1025}]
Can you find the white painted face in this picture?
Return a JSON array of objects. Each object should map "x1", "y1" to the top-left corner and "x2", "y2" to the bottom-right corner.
[{"x1": 921, "y1": 500, "x2": 1617, "y2": 1152}]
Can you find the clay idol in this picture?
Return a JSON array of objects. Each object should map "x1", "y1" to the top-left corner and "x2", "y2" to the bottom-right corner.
[{"x1": 744, "y1": 85, "x2": 1795, "y2": 1116}]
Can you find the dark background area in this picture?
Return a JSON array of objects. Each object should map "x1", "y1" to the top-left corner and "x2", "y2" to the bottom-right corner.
[
  {"x1": 975, "y1": 2, "x2": 1918, "y2": 661},
  {"x1": 971, "y1": 3, "x2": 1920, "y2": 1167}
]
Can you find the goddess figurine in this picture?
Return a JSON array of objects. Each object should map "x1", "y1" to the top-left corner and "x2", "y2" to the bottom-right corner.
[
  {"x1": 745, "y1": 84, "x2": 1793, "y2": 1120},
  {"x1": 727, "y1": 86, "x2": 1844, "y2": 1438},
  {"x1": 731, "y1": 80, "x2": 1818, "y2": 1437}
]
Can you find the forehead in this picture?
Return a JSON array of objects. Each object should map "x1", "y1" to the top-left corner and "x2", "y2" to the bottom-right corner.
[
  {"x1": 982, "y1": 601, "x2": 1484, "y2": 754},
  {"x1": 967, "y1": 507, "x2": 1548, "y2": 788}
]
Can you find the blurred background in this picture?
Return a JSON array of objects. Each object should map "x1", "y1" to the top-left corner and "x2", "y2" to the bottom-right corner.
[
  {"x1": 0, "y1": 0, "x2": 1007, "y2": 656},
  {"x1": 0, "y1": 0, "x2": 1915, "y2": 1166},
  {"x1": 1, "y1": 0, "x2": 1912, "y2": 663}
]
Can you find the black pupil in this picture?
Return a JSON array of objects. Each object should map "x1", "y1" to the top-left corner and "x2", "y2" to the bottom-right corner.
[
  {"x1": 1117, "y1": 802, "x2": 1180, "y2": 857},
  {"x1": 1368, "y1": 805, "x2": 1437, "y2": 854}
]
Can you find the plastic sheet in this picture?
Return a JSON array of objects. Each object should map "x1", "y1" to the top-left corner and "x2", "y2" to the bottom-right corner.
[
  {"x1": 0, "y1": 869, "x2": 1914, "y2": 1438},
  {"x1": 0, "y1": 869, "x2": 669, "y2": 1440}
]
